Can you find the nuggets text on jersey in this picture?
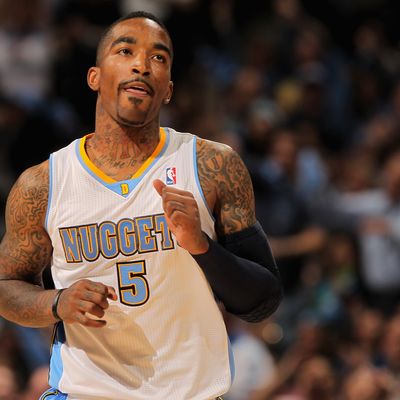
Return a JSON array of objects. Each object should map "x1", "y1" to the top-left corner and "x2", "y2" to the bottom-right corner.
[{"x1": 59, "y1": 213, "x2": 174, "y2": 263}]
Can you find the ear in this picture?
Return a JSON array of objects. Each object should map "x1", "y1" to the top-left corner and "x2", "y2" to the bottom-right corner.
[
  {"x1": 163, "y1": 80, "x2": 174, "y2": 104},
  {"x1": 87, "y1": 67, "x2": 100, "y2": 92}
]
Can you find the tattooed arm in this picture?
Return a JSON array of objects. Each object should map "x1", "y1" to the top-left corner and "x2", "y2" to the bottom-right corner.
[
  {"x1": 195, "y1": 139, "x2": 282, "y2": 320},
  {"x1": 0, "y1": 162, "x2": 117, "y2": 328},
  {"x1": 154, "y1": 139, "x2": 282, "y2": 322},
  {"x1": 0, "y1": 161, "x2": 57, "y2": 327},
  {"x1": 195, "y1": 139, "x2": 256, "y2": 234}
]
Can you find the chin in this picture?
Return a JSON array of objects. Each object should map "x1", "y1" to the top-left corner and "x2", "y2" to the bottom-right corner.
[
  {"x1": 117, "y1": 113, "x2": 147, "y2": 127},
  {"x1": 121, "y1": 119, "x2": 145, "y2": 127}
]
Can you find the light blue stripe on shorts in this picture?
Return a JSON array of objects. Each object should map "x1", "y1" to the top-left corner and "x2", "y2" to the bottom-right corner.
[
  {"x1": 39, "y1": 388, "x2": 68, "y2": 400},
  {"x1": 39, "y1": 388, "x2": 222, "y2": 399}
]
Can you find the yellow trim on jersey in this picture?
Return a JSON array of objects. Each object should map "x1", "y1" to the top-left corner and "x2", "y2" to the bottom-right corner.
[
  {"x1": 79, "y1": 128, "x2": 166, "y2": 183},
  {"x1": 132, "y1": 128, "x2": 166, "y2": 178},
  {"x1": 79, "y1": 134, "x2": 115, "y2": 183}
]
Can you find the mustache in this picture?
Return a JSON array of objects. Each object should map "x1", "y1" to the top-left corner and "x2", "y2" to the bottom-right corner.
[{"x1": 118, "y1": 78, "x2": 154, "y2": 95}]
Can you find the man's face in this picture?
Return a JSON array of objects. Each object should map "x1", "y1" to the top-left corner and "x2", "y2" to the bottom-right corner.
[{"x1": 90, "y1": 18, "x2": 173, "y2": 127}]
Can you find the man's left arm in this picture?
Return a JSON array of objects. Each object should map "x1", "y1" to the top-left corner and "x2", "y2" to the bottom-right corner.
[
  {"x1": 153, "y1": 139, "x2": 282, "y2": 322},
  {"x1": 193, "y1": 139, "x2": 282, "y2": 322}
]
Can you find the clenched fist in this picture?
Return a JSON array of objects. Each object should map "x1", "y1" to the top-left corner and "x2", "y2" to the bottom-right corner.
[
  {"x1": 153, "y1": 179, "x2": 209, "y2": 255},
  {"x1": 55, "y1": 279, "x2": 117, "y2": 328}
]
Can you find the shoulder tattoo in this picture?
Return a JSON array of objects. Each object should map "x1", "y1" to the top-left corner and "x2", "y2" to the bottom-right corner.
[
  {"x1": 196, "y1": 139, "x2": 256, "y2": 235},
  {"x1": 1, "y1": 161, "x2": 52, "y2": 282}
]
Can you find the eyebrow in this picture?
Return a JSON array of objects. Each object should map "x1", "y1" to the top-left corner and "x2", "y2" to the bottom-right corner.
[
  {"x1": 110, "y1": 36, "x2": 172, "y2": 58},
  {"x1": 110, "y1": 36, "x2": 136, "y2": 49}
]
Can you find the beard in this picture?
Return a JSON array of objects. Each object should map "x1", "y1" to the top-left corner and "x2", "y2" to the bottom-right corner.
[{"x1": 116, "y1": 97, "x2": 150, "y2": 127}]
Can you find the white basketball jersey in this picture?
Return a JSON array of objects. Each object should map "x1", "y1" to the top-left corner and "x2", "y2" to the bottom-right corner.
[{"x1": 45, "y1": 127, "x2": 234, "y2": 400}]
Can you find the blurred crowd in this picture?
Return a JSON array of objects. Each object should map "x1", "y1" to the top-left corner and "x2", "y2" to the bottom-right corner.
[{"x1": 2, "y1": 0, "x2": 400, "y2": 398}]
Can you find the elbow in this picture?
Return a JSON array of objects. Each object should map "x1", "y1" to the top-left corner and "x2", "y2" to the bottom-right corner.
[{"x1": 237, "y1": 282, "x2": 283, "y2": 323}]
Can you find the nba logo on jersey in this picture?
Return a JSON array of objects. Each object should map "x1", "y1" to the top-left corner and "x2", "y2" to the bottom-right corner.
[{"x1": 166, "y1": 167, "x2": 177, "y2": 185}]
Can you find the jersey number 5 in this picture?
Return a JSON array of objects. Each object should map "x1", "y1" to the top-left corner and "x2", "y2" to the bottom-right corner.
[{"x1": 116, "y1": 261, "x2": 149, "y2": 306}]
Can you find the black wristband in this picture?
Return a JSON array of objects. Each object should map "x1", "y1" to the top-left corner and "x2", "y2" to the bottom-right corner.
[{"x1": 52, "y1": 289, "x2": 65, "y2": 321}]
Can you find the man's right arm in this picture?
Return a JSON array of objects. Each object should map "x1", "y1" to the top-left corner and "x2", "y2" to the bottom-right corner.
[
  {"x1": 0, "y1": 161, "x2": 117, "y2": 328},
  {"x1": 0, "y1": 161, "x2": 57, "y2": 327}
]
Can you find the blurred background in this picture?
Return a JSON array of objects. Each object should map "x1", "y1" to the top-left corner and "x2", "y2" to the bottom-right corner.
[{"x1": 2, "y1": 0, "x2": 400, "y2": 399}]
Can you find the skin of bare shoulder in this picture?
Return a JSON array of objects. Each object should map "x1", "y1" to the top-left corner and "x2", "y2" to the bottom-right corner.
[
  {"x1": 0, "y1": 160, "x2": 52, "y2": 284},
  {"x1": 196, "y1": 138, "x2": 256, "y2": 236}
]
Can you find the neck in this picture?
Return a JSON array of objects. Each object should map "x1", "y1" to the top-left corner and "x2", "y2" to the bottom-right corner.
[
  {"x1": 84, "y1": 103, "x2": 161, "y2": 181},
  {"x1": 91, "y1": 102, "x2": 160, "y2": 154},
  {"x1": 94, "y1": 100, "x2": 161, "y2": 143}
]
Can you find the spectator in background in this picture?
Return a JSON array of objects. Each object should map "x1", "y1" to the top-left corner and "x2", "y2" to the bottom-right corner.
[
  {"x1": 352, "y1": 307, "x2": 385, "y2": 364},
  {"x1": 242, "y1": 98, "x2": 282, "y2": 158},
  {"x1": 388, "y1": 80, "x2": 400, "y2": 127},
  {"x1": 51, "y1": 0, "x2": 120, "y2": 129},
  {"x1": 336, "y1": 306, "x2": 385, "y2": 376},
  {"x1": 275, "y1": 14, "x2": 352, "y2": 150},
  {"x1": 380, "y1": 314, "x2": 400, "y2": 380},
  {"x1": 319, "y1": 230, "x2": 359, "y2": 301},
  {"x1": 325, "y1": 148, "x2": 400, "y2": 314},
  {"x1": 256, "y1": 355, "x2": 337, "y2": 400},
  {"x1": 351, "y1": 20, "x2": 400, "y2": 116},
  {"x1": 341, "y1": 365, "x2": 391, "y2": 400},
  {"x1": 0, "y1": 0, "x2": 82, "y2": 179},
  {"x1": 250, "y1": 318, "x2": 333, "y2": 399},
  {"x1": 0, "y1": 359, "x2": 19, "y2": 400},
  {"x1": 0, "y1": 0, "x2": 53, "y2": 108},
  {"x1": 224, "y1": 311, "x2": 276, "y2": 400},
  {"x1": 250, "y1": 128, "x2": 326, "y2": 295},
  {"x1": 265, "y1": 0, "x2": 315, "y2": 77},
  {"x1": 21, "y1": 366, "x2": 49, "y2": 400},
  {"x1": 0, "y1": 98, "x2": 24, "y2": 218},
  {"x1": 277, "y1": 356, "x2": 337, "y2": 400},
  {"x1": 119, "y1": 0, "x2": 194, "y2": 20},
  {"x1": 224, "y1": 66, "x2": 267, "y2": 138}
]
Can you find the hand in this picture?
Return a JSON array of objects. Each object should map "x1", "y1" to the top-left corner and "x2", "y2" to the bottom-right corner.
[
  {"x1": 56, "y1": 279, "x2": 117, "y2": 328},
  {"x1": 153, "y1": 179, "x2": 209, "y2": 254}
]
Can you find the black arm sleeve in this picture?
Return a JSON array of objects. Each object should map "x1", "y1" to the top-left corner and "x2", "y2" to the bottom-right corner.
[{"x1": 192, "y1": 222, "x2": 283, "y2": 322}]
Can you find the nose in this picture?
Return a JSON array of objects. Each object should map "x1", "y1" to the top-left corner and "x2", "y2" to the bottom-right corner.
[{"x1": 131, "y1": 50, "x2": 150, "y2": 76}]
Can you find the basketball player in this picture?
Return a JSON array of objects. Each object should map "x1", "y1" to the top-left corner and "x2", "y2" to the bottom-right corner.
[{"x1": 0, "y1": 12, "x2": 282, "y2": 400}]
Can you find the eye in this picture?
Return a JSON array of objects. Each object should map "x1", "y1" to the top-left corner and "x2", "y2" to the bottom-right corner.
[
  {"x1": 152, "y1": 54, "x2": 166, "y2": 63},
  {"x1": 118, "y1": 48, "x2": 131, "y2": 56}
]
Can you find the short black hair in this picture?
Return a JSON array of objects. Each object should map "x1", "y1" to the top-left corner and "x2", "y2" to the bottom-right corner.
[{"x1": 95, "y1": 11, "x2": 173, "y2": 65}]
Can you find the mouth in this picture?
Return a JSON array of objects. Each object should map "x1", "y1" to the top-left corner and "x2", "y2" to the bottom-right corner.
[{"x1": 120, "y1": 79, "x2": 154, "y2": 97}]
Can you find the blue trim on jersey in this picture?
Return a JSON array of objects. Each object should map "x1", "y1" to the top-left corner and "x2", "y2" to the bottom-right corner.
[
  {"x1": 193, "y1": 136, "x2": 215, "y2": 220},
  {"x1": 228, "y1": 337, "x2": 235, "y2": 382},
  {"x1": 49, "y1": 323, "x2": 66, "y2": 389},
  {"x1": 75, "y1": 130, "x2": 171, "y2": 197},
  {"x1": 45, "y1": 154, "x2": 53, "y2": 232}
]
